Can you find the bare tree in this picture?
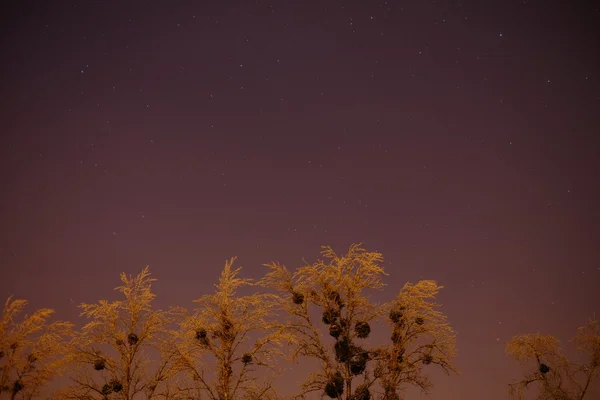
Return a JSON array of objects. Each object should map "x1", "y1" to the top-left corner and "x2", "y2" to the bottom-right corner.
[
  {"x1": 506, "y1": 318, "x2": 600, "y2": 400},
  {"x1": 61, "y1": 267, "x2": 182, "y2": 399},
  {"x1": 261, "y1": 244, "x2": 457, "y2": 400},
  {"x1": 0, "y1": 296, "x2": 73, "y2": 400},
  {"x1": 175, "y1": 257, "x2": 290, "y2": 400}
]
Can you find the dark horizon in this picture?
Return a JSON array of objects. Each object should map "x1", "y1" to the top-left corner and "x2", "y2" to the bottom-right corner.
[{"x1": 1, "y1": 1, "x2": 599, "y2": 399}]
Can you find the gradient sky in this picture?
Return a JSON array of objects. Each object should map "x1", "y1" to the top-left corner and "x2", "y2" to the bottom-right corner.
[{"x1": 1, "y1": 1, "x2": 599, "y2": 399}]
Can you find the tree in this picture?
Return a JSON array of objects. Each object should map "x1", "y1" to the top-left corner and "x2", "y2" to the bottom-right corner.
[
  {"x1": 175, "y1": 257, "x2": 290, "y2": 400},
  {"x1": 61, "y1": 267, "x2": 182, "y2": 399},
  {"x1": 261, "y1": 244, "x2": 457, "y2": 400},
  {"x1": 378, "y1": 280, "x2": 457, "y2": 399},
  {"x1": 506, "y1": 318, "x2": 600, "y2": 400},
  {"x1": 0, "y1": 296, "x2": 73, "y2": 400}
]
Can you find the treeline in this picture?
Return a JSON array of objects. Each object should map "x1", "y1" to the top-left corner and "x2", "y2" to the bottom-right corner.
[{"x1": 1, "y1": 244, "x2": 598, "y2": 400}]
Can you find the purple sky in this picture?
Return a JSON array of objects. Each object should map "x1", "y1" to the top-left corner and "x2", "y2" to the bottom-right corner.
[{"x1": 1, "y1": 1, "x2": 599, "y2": 399}]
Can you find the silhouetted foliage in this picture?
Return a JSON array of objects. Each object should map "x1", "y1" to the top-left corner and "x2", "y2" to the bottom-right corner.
[
  {"x1": 127, "y1": 333, "x2": 139, "y2": 346},
  {"x1": 110, "y1": 379, "x2": 123, "y2": 393},
  {"x1": 324, "y1": 371, "x2": 345, "y2": 398},
  {"x1": 322, "y1": 308, "x2": 340, "y2": 325},
  {"x1": 292, "y1": 292, "x2": 305, "y2": 305},
  {"x1": 354, "y1": 322, "x2": 371, "y2": 339},
  {"x1": 329, "y1": 324, "x2": 343, "y2": 338},
  {"x1": 389, "y1": 308, "x2": 404, "y2": 324},
  {"x1": 101, "y1": 383, "x2": 112, "y2": 395},
  {"x1": 93, "y1": 358, "x2": 105, "y2": 371},
  {"x1": 195, "y1": 328, "x2": 207, "y2": 340},
  {"x1": 349, "y1": 350, "x2": 369, "y2": 375}
]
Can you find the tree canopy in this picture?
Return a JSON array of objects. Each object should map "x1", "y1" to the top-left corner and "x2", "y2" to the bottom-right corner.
[
  {"x1": 261, "y1": 244, "x2": 458, "y2": 400},
  {"x1": 0, "y1": 297, "x2": 72, "y2": 400},
  {"x1": 6, "y1": 243, "x2": 594, "y2": 400},
  {"x1": 506, "y1": 319, "x2": 600, "y2": 400}
]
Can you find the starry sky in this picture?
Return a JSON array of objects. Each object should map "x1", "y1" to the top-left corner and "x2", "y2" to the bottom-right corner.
[{"x1": 1, "y1": 1, "x2": 599, "y2": 399}]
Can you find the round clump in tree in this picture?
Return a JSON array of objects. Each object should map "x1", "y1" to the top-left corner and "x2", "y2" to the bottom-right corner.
[
  {"x1": 242, "y1": 353, "x2": 253, "y2": 364},
  {"x1": 396, "y1": 354, "x2": 403, "y2": 363},
  {"x1": 292, "y1": 291, "x2": 305, "y2": 304},
  {"x1": 350, "y1": 356, "x2": 367, "y2": 375},
  {"x1": 94, "y1": 359, "x2": 106, "y2": 371},
  {"x1": 389, "y1": 306, "x2": 406, "y2": 324},
  {"x1": 539, "y1": 363, "x2": 550, "y2": 374},
  {"x1": 195, "y1": 328, "x2": 210, "y2": 346},
  {"x1": 223, "y1": 318, "x2": 233, "y2": 332},
  {"x1": 355, "y1": 321, "x2": 371, "y2": 339},
  {"x1": 322, "y1": 308, "x2": 339, "y2": 325},
  {"x1": 334, "y1": 337, "x2": 353, "y2": 363},
  {"x1": 415, "y1": 316, "x2": 425, "y2": 325},
  {"x1": 389, "y1": 309, "x2": 402, "y2": 323},
  {"x1": 423, "y1": 354, "x2": 433, "y2": 365},
  {"x1": 391, "y1": 331, "x2": 402, "y2": 344},
  {"x1": 111, "y1": 380, "x2": 123, "y2": 392},
  {"x1": 329, "y1": 323, "x2": 342, "y2": 338},
  {"x1": 324, "y1": 382, "x2": 338, "y2": 399},
  {"x1": 101, "y1": 384, "x2": 113, "y2": 395},
  {"x1": 349, "y1": 349, "x2": 369, "y2": 375},
  {"x1": 13, "y1": 380, "x2": 24, "y2": 394},
  {"x1": 127, "y1": 333, "x2": 139, "y2": 345},
  {"x1": 324, "y1": 372, "x2": 344, "y2": 399},
  {"x1": 195, "y1": 328, "x2": 207, "y2": 340}
]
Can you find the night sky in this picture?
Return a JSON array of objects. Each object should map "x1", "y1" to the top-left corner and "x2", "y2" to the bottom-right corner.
[{"x1": 2, "y1": 1, "x2": 599, "y2": 399}]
